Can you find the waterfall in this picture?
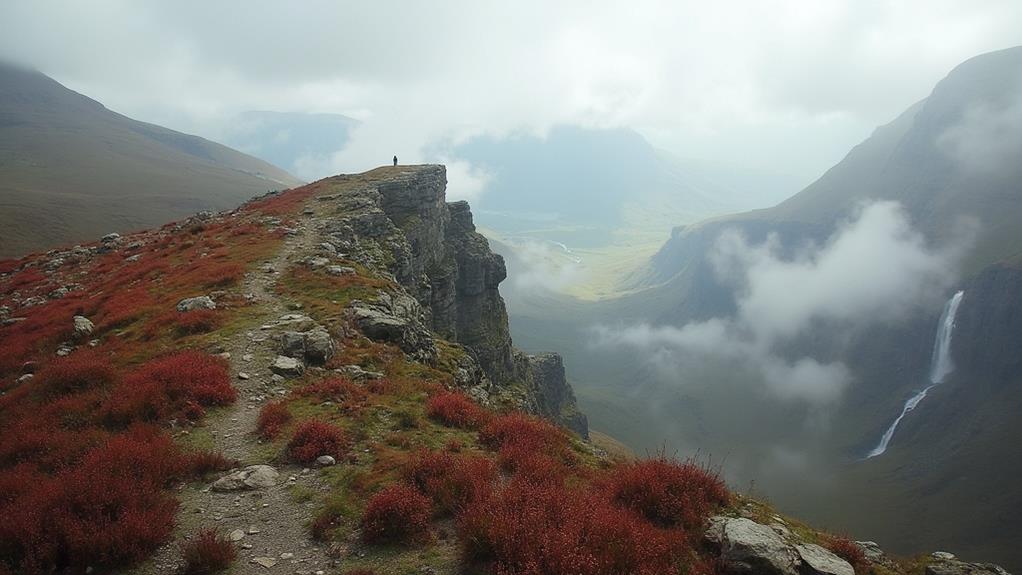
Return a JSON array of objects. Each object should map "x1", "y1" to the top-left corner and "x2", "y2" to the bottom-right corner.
[{"x1": 865, "y1": 290, "x2": 965, "y2": 459}]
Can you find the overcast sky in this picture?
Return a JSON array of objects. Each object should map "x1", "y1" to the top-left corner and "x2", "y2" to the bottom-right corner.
[{"x1": 2, "y1": 0, "x2": 1020, "y2": 190}]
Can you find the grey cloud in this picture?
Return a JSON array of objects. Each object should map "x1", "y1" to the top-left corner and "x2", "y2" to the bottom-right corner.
[
  {"x1": 2, "y1": 1, "x2": 1020, "y2": 185},
  {"x1": 593, "y1": 201, "x2": 968, "y2": 404},
  {"x1": 937, "y1": 88, "x2": 1022, "y2": 175}
]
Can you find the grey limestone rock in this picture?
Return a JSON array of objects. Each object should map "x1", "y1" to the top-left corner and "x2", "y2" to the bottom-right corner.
[
  {"x1": 796, "y1": 543, "x2": 855, "y2": 575},
  {"x1": 176, "y1": 296, "x2": 216, "y2": 312},
  {"x1": 212, "y1": 465, "x2": 279, "y2": 491}
]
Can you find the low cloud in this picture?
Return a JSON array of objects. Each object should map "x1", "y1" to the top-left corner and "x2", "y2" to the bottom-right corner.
[
  {"x1": 593, "y1": 201, "x2": 968, "y2": 404},
  {"x1": 937, "y1": 90, "x2": 1022, "y2": 176},
  {"x1": 507, "y1": 240, "x2": 586, "y2": 294}
]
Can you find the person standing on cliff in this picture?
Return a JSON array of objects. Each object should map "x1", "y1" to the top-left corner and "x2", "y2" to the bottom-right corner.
[{"x1": 393, "y1": 155, "x2": 397, "y2": 166}]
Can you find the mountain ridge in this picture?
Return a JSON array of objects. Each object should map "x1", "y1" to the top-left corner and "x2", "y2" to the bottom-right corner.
[{"x1": 0, "y1": 62, "x2": 305, "y2": 258}]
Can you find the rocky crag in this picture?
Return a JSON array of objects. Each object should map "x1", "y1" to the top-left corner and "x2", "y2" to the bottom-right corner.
[{"x1": 312, "y1": 164, "x2": 587, "y2": 436}]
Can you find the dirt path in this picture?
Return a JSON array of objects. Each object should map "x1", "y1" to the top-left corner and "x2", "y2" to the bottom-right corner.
[{"x1": 137, "y1": 216, "x2": 338, "y2": 575}]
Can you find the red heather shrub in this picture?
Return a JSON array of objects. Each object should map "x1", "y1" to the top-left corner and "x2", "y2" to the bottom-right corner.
[
  {"x1": 3, "y1": 267, "x2": 45, "y2": 293},
  {"x1": 126, "y1": 350, "x2": 235, "y2": 409},
  {"x1": 101, "y1": 379, "x2": 169, "y2": 428},
  {"x1": 185, "y1": 451, "x2": 235, "y2": 477},
  {"x1": 607, "y1": 457, "x2": 729, "y2": 529},
  {"x1": 459, "y1": 475, "x2": 686, "y2": 575},
  {"x1": 94, "y1": 286, "x2": 156, "y2": 330},
  {"x1": 0, "y1": 258, "x2": 22, "y2": 275},
  {"x1": 297, "y1": 377, "x2": 368, "y2": 411},
  {"x1": 180, "y1": 529, "x2": 237, "y2": 575},
  {"x1": 188, "y1": 261, "x2": 244, "y2": 288},
  {"x1": 365, "y1": 377, "x2": 394, "y2": 395},
  {"x1": 172, "y1": 309, "x2": 222, "y2": 336},
  {"x1": 0, "y1": 428, "x2": 182, "y2": 573},
  {"x1": 426, "y1": 391, "x2": 489, "y2": 429},
  {"x1": 361, "y1": 483, "x2": 432, "y2": 545},
  {"x1": 478, "y1": 412, "x2": 573, "y2": 472},
  {"x1": 257, "y1": 401, "x2": 292, "y2": 439},
  {"x1": 824, "y1": 535, "x2": 868, "y2": 572},
  {"x1": 34, "y1": 354, "x2": 117, "y2": 397},
  {"x1": 288, "y1": 420, "x2": 348, "y2": 464},
  {"x1": 403, "y1": 450, "x2": 497, "y2": 515},
  {"x1": 310, "y1": 509, "x2": 343, "y2": 541}
]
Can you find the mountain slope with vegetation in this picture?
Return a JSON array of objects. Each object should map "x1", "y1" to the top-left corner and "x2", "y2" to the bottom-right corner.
[
  {"x1": 2, "y1": 164, "x2": 996, "y2": 575},
  {"x1": 496, "y1": 46, "x2": 1022, "y2": 571},
  {"x1": 0, "y1": 63, "x2": 304, "y2": 258}
]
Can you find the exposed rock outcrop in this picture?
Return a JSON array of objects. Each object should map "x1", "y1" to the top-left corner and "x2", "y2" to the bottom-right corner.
[
  {"x1": 176, "y1": 295, "x2": 216, "y2": 312},
  {"x1": 312, "y1": 165, "x2": 588, "y2": 436}
]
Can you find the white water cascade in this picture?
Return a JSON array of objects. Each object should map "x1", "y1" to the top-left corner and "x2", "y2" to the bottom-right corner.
[{"x1": 865, "y1": 290, "x2": 965, "y2": 459}]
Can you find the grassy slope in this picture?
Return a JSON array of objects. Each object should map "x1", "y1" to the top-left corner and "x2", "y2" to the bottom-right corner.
[{"x1": 0, "y1": 64, "x2": 303, "y2": 258}]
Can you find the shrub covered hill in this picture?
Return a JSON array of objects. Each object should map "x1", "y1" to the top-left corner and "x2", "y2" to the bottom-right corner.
[{"x1": 0, "y1": 165, "x2": 1009, "y2": 575}]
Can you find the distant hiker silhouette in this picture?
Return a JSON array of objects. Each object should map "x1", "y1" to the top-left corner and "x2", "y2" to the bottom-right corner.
[{"x1": 393, "y1": 156, "x2": 398, "y2": 166}]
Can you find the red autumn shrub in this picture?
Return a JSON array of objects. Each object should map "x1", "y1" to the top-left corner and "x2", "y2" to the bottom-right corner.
[
  {"x1": 101, "y1": 379, "x2": 169, "y2": 428},
  {"x1": 180, "y1": 529, "x2": 237, "y2": 575},
  {"x1": 402, "y1": 450, "x2": 497, "y2": 515},
  {"x1": 459, "y1": 475, "x2": 686, "y2": 575},
  {"x1": 478, "y1": 412, "x2": 573, "y2": 472},
  {"x1": 607, "y1": 456, "x2": 729, "y2": 529},
  {"x1": 125, "y1": 350, "x2": 236, "y2": 410},
  {"x1": 426, "y1": 391, "x2": 488, "y2": 429},
  {"x1": 34, "y1": 354, "x2": 117, "y2": 396},
  {"x1": 3, "y1": 267, "x2": 45, "y2": 293},
  {"x1": 194, "y1": 262, "x2": 244, "y2": 288},
  {"x1": 824, "y1": 535, "x2": 868, "y2": 572},
  {"x1": 257, "y1": 401, "x2": 292, "y2": 439},
  {"x1": 361, "y1": 483, "x2": 432, "y2": 545},
  {"x1": 94, "y1": 286, "x2": 156, "y2": 330},
  {"x1": 310, "y1": 509, "x2": 343, "y2": 541},
  {"x1": 288, "y1": 420, "x2": 348, "y2": 464},
  {"x1": 185, "y1": 451, "x2": 235, "y2": 477},
  {"x1": 297, "y1": 377, "x2": 368, "y2": 411},
  {"x1": 0, "y1": 428, "x2": 182, "y2": 573},
  {"x1": 172, "y1": 309, "x2": 222, "y2": 336}
]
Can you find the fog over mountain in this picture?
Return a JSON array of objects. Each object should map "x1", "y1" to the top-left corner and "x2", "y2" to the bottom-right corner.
[{"x1": 3, "y1": 1, "x2": 1020, "y2": 199}]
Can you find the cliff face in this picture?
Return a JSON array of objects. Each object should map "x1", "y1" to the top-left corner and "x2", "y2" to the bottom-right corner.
[
  {"x1": 312, "y1": 165, "x2": 587, "y2": 436},
  {"x1": 955, "y1": 263, "x2": 1022, "y2": 384}
]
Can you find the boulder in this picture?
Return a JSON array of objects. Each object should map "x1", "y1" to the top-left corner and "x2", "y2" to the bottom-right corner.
[
  {"x1": 926, "y1": 558, "x2": 1011, "y2": 575},
  {"x1": 796, "y1": 543, "x2": 855, "y2": 575},
  {"x1": 211, "y1": 465, "x2": 279, "y2": 491},
  {"x1": 274, "y1": 313, "x2": 316, "y2": 331},
  {"x1": 278, "y1": 327, "x2": 335, "y2": 365},
  {"x1": 101, "y1": 232, "x2": 121, "y2": 243},
  {"x1": 855, "y1": 541, "x2": 886, "y2": 564},
  {"x1": 315, "y1": 455, "x2": 336, "y2": 467},
  {"x1": 279, "y1": 331, "x2": 307, "y2": 358},
  {"x1": 270, "y1": 355, "x2": 304, "y2": 378},
  {"x1": 327, "y1": 265, "x2": 356, "y2": 276},
  {"x1": 176, "y1": 296, "x2": 216, "y2": 312},
  {"x1": 303, "y1": 326, "x2": 335, "y2": 364},
  {"x1": 706, "y1": 516, "x2": 800, "y2": 575},
  {"x1": 72, "y1": 315, "x2": 94, "y2": 338}
]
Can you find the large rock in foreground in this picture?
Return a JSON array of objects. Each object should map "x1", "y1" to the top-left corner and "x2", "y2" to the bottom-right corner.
[{"x1": 706, "y1": 516, "x2": 801, "y2": 575}]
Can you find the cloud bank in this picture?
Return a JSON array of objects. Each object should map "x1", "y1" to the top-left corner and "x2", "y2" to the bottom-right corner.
[
  {"x1": 593, "y1": 201, "x2": 968, "y2": 404},
  {"x1": 938, "y1": 88, "x2": 1022, "y2": 176},
  {"x1": 2, "y1": 0, "x2": 1020, "y2": 189}
]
